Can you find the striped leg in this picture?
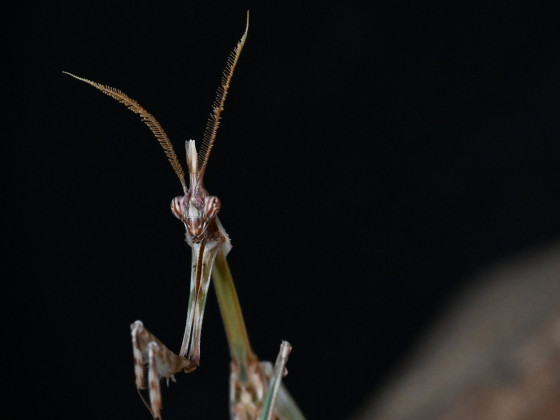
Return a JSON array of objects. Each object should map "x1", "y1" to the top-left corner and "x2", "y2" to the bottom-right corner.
[{"x1": 131, "y1": 321, "x2": 197, "y2": 418}]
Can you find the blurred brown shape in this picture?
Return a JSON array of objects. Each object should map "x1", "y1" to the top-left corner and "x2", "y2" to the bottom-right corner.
[{"x1": 356, "y1": 243, "x2": 560, "y2": 420}]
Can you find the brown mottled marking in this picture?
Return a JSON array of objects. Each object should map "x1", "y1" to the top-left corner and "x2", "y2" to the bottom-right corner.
[{"x1": 148, "y1": 342, "x2": 162, "y2": 419}]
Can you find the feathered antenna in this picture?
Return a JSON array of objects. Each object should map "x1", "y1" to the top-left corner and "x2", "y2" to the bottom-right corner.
[
  {"x1": 197, "y1": 11, "x2": 249, "y2": 181},
  {"x1": 63, "y1": 71, "x2": 188, "y2": 194}
]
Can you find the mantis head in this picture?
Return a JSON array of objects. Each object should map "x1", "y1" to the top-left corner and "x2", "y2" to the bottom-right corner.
[
  {"x1": 171, "y1": 141, "x2": 221, "y2": 243},
  {"x1": 171, "y1": 193, "x2": 221, "y2": 243}
]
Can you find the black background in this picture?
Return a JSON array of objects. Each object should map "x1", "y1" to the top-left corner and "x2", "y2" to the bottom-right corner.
[{"x1": 8, "y1": 1, "x2": 560, "y2": 419}]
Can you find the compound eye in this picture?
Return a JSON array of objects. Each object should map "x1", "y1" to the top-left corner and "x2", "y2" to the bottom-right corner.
[
  {"x1": 204, "y1": 196, "x2": 221, "y2": 219},
  {"x1": 171, "y1": 196, "x2": 187, "y2": 221}
]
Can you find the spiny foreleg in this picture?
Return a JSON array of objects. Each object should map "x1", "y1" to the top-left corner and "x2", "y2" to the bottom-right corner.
[{"x1": 131, "y1": 321, "x2": 197, "y2": 419}]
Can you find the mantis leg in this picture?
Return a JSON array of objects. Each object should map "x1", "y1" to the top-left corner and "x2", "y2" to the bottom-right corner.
[
  {"x1": 131, "y1": 321, "x2": 196, "y2": 419},
  {"x1": 257, "y1": 341, "x2": 292, "y2": 420}
]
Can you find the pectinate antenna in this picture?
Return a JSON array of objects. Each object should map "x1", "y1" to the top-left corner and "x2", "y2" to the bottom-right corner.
[
  {"x1": 63, "y1": 71, "x2": 188, "y2": 194},
  {"x1": 197, "y1": 11, "x2": 249, "y2": 182}
]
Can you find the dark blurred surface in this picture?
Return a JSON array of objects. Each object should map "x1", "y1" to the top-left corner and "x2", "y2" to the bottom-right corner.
[
  {"x1": 7, "y1": 2, "x2": 560, "y2": 419},
  {"x1": 356, "y1": 243, "x2": 560, "y2": 420}
]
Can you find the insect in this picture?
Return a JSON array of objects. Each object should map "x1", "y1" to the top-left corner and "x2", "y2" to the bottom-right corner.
[{"x1": 65, "y1": 12, "x2": 304, "y2": 420}]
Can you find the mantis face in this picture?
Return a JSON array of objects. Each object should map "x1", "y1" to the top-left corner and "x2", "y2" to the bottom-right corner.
[
  {"x1": 170, "y1": 139, "x2": 222, "y2": 243},
  {"x1": 171, "y1": 191, "x2": 221, "y2": 243}
]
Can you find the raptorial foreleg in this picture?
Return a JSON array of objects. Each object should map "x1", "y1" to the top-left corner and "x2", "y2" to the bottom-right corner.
[{"x1": 131, "y1": 320, "x2": 197, "y2": 419}]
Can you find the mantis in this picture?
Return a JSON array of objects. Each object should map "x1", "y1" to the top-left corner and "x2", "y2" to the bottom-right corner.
[{"x1": 65, "y1": 12, "x2": 305, "y2": 420}]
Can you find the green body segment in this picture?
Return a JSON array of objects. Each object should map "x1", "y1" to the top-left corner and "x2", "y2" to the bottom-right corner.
[
  {"x1": 212, "y1": 250, "x2": 306, "y2": 420},
  {"x1": 212, "y1": 249, "x2": 256, "y2": 382}
]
